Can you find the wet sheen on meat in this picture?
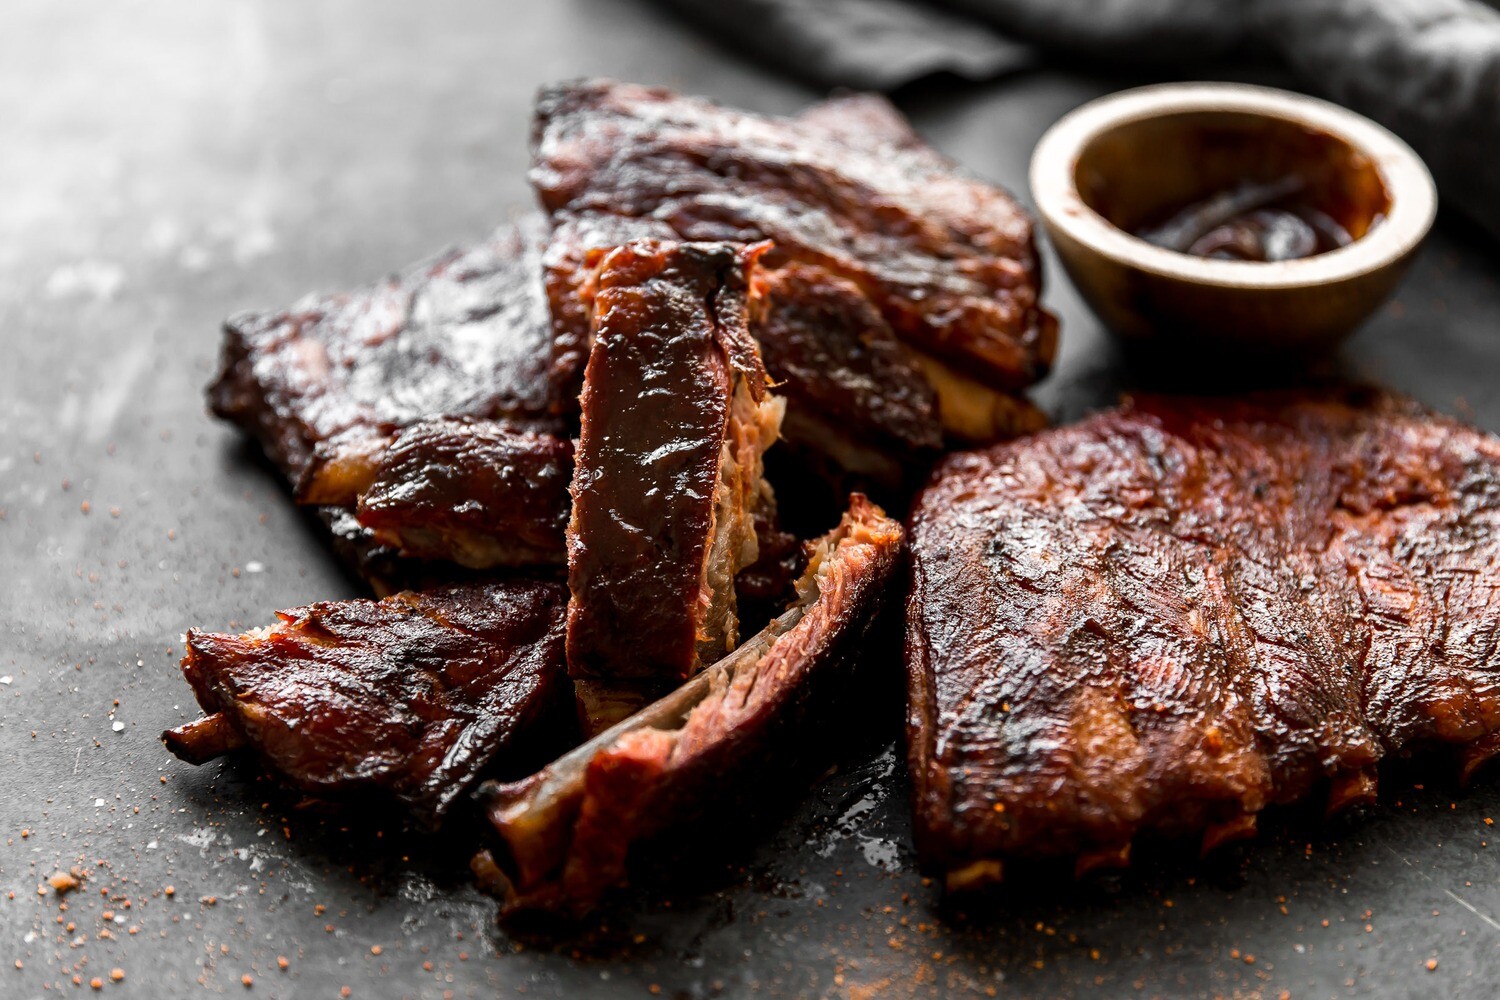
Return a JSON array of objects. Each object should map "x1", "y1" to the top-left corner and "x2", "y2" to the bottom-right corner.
[
  {"x1": 531, "y1": 80, "x2": 1055, "y2": 417},
  {"x1": 334, "y1": 417, "x2": 798, "y2": 596},
  {"x1": 474, "y1": 495, "x2": 904, "y2": 915},
  {"x1": 565, "y1": 240, "x2": 784, "y2": 731},
  {"x1": 356, "y1": 418, "x2": 574, "y2": 569},
  {"x1": 162, "y1": 582, "x2": 569, "y2": 827},
  {"x1": 207, "y1": 218, "x2": 564, "y2": 582},
  {"x1": 906, "y1": 387, "x2": 1500, "y2": 889}
]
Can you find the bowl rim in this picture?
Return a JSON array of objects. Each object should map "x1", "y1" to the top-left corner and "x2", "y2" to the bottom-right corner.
[{"x1": 1028, "y1": 82, "x2": 1437, "y2": 289}]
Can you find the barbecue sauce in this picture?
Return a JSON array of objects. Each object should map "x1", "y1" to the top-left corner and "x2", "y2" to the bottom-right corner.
[{"x1": 1138, "y1": 177, "x2": 1359, "y2": 262}]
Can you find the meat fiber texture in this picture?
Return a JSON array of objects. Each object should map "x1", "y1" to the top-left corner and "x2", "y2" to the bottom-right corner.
[
  {"x1": 531, "y1": 80, "x2": 1055, "y2": 435},
  {"x1": 906, "y1": 386, "x2": 1500, "y2": 888},
  {"x1": 564, "y1": 239, "x2": 784, "y2": 729},
  {"x1": 476, "y1": 495, "x2": 905, "y2": 915},
  {"x1": 165, "y1": 581, "x2": 569, "y2": 828}
]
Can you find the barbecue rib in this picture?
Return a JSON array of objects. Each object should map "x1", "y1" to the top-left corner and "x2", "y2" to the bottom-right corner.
[
  {"x1": 162, "y1": 581, "x2": 569, "y2": 827},
  {"x1": 531, "y1": 80, "x2": 1055, "y2": 434},
  {"x1": 355, "y1": 418, "x2": 574, "y2": 569},
  {"x1": 474, "y1": 495, "x2": 904, "y2": 915},
  {"x1": 906, "y1": 387, "x2": 1500, "y2": 889},
  {"x1": 207, "y1": 218, "x2": 565, "y2": 581},
  {"x1": 213, "y1": 216, "x2": 558, "y2": 484},
  {"x1": 565, "y1": 240, "x2": 784, "y2": 730}
]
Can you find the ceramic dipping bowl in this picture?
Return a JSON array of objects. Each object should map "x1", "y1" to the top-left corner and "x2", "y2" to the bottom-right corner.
[{"x1": 1029, "y1": 83, "x2": 1436, "y2": 358}]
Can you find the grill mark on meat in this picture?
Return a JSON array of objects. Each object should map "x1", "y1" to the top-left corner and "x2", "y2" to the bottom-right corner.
[
  {"x1": 907, "y1": 386, "x2": 1500, "y2": 884},
  {"x1": 161, "y1": 581, "x2": 570, "y2": 828}
]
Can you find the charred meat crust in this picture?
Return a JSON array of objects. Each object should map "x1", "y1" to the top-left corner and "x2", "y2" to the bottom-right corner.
[
  {"x1": 162, "y1": 582, "x2": 569, "y2": 827},
  {"x1": 906, "y1": 386, "x2": 1500, "y2": 881},
  {"x1": 531, "y1": 79, "x2": 1055, "y2": 398},
  {"x1": 476, "y1": 495, "x2": 904, "y2": 915},
  {"x1": 564, "y1": 240, "x2": 781, "y2": 702},
  {"x1": 355, "y1": 418, "x2": 574, "y2": 569},
  {"x1": 208, "y1": 216, "x2": 561, "y2": 497}
]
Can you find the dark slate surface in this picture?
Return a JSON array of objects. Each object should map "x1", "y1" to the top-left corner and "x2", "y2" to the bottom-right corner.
[{"x1": 3, "y1": 2, "x2": 1500, "y2": 998}]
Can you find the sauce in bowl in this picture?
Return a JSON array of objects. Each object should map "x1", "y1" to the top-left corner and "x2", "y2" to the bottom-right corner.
[
  {"x1": 1069, "y1": 108, "x2": 1392, "y2": 267},
  {"x1": 1137, "y1": 176, "x2": 1363, "y2": 262}
]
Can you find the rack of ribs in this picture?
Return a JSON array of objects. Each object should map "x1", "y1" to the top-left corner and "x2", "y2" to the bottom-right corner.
[
  {"x1": 906, "y1": 386, "x2": 1500, "y2": 890},
  {"x1": 474, "y1": 495, "x2": 904, "y2": 915},
  {"x1": 564, "y1": 239, "x2": 784, "y2": 731},
  {"x1": 532, "y1": 80, "x2": 1054, "y2": 444},
  {"x1": 207, "y1": 212, "x2": 928, "y2": 583},
  {"x1": 161, "y1": 581, "x2": 569, "y2": 828}
]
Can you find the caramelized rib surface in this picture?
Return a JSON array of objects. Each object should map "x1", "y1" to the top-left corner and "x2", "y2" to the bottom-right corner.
[
  {"x1": 480, "y1": 495, "x2": 904, "y2": 914},
  {"x1": 207, "y1": 218, "x2": 563, "y2": 583},
  {"x1": 753, "y1": 262, "x2": 942, "y2": 486},
  {"x1": 212, "y1": 217, "x2": 558, "y2": 483},
  {"x1": 565, "y1": 240, "x2": 780, "y2": 712},
  {"x1": 532, "y1": 80, "x2": 1054, "y2": 398},
  {"x1": 357, "y1": 417, "x2": 574, "y2": 569},
  {"x1": 166, "y1": 582, "x2": 569, "y2": 826},
  {"x1": 907, "y1": 387, "x2": 1500, "y2": 878}
]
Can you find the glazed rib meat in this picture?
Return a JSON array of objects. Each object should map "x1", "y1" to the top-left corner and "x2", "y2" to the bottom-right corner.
[
  {"x1": 212, "y1": 216, "x2": 559, "y2": 489},
  {"x1": 906, "y1": 387, "x2": 1500, "y2": 889},
  {"x1": 474, "y1": 496, "x2": 904, "y2": 915},
  {"x1": 543, "y1": 213, "x2": 953, "y2": 487},
  {"x1": 565, "y1": 240, "x2": 784, "y2": 729},
  {"x1": 162, "y1": 581, "x2": 569, "y2": 827},
  {"x1": 355, "y1": 417, "x2": 574, "y2": 569},
  {"x1": 207, "y1": 217, "x2": 566, "y2": 584},
  {"x1": 531, "y1": 80, "x2": 1055, "y2": 426}
]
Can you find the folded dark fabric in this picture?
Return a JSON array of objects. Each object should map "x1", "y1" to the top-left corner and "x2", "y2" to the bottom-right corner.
[
  {"x1": 1262, "y1": 0, "x2": 1500, "y2": 241},
  {"x1": 656, "y1": 0, "x2": 1500, "y2": 241},
  {"x1": 656, "y1": 0, "x2": 1034, "y2": 91}
]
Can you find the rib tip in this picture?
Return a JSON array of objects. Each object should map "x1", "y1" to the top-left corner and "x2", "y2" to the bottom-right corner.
[
  {"x1": 470, "y1": 849, "x2": 518, "y2": 905},
  {"x1": 161, "y1": 712, "x2": 244, "y2": 766},
  {"x1": 1460, "y1": 733, "x2": 1500, "y2": 789},
  {"x1": 1200, "y1": 813, "x2": 1258, "y2": 857},
  {"x1": 1074, "y1": 843, "x2": 1130, "y2": 880},
  {"x1": 1326, "y1": 769, "x2": 1379, "y2": 817},
  {"x1": 944, "y1": 859, "x2": 1004, "y2": 894}
]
